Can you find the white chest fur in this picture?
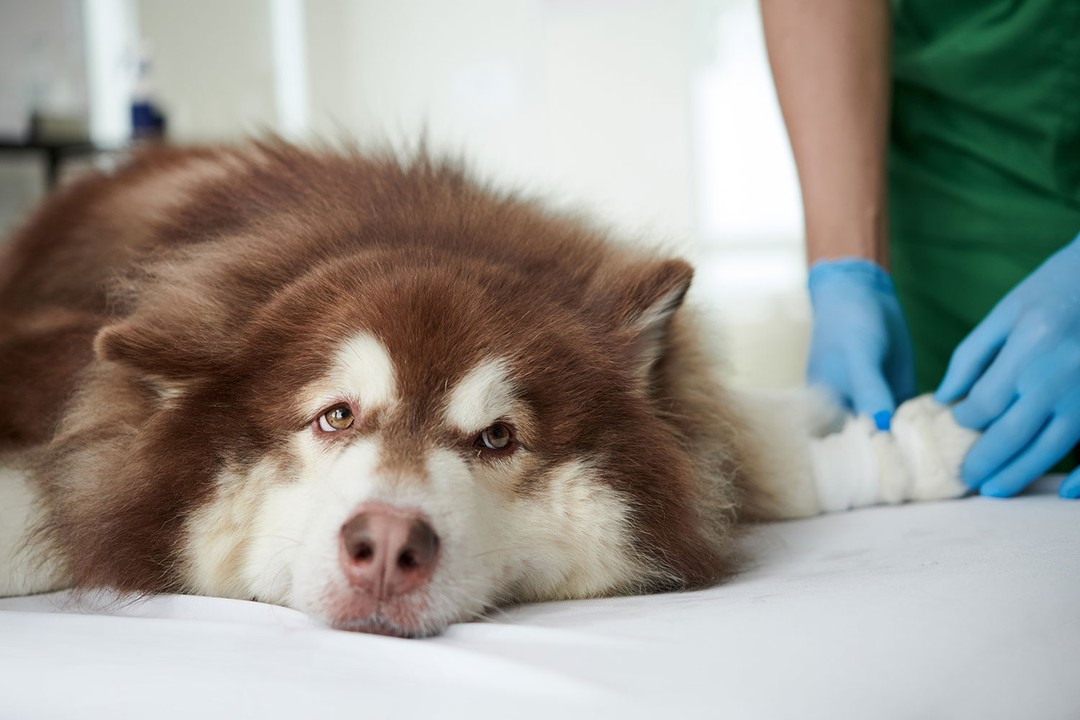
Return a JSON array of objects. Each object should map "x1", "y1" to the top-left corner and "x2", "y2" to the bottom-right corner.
[{"x1": 0, "y1": 463, "x2": 66, "y2": 597}]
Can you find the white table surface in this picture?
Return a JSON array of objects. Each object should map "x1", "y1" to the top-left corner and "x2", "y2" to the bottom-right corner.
[{"x1": 2, "y1": 477, "x2": 1076, "y2": 720}]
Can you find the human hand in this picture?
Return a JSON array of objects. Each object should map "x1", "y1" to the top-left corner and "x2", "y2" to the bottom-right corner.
[
  {"x1": 807, "y1": 259, "x2": 916, "y2": 430},
  {"x1": 936, "y1": 233, "x2": 1080, "y2": 499}
]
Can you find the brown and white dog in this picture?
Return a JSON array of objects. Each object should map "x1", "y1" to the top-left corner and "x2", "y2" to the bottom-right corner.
[{"x1": 0, "y1": 142, "x2": 977, "y2": 637}]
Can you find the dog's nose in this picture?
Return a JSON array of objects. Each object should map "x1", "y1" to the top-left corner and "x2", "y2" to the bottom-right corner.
[{"x1": 339, "y1": 504, "x2": 440, "y2": 598}]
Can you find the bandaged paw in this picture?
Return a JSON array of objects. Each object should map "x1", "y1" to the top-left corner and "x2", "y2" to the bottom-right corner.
[
  {"x1": 810, "y1": 394, "x2": 978, "y2": 513},
  {"x1": 891, "y1": 395, "x2": 979, "y2": 501}
]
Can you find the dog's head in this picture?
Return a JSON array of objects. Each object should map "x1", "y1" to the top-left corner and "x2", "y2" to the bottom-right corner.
[{"x1": 63, "y1": 152, "x2": 738, "y2": 637}]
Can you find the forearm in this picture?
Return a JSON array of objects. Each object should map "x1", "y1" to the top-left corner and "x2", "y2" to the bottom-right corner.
[{"x1": 760, "y1": 0, "x2": 892, "y2": 265}]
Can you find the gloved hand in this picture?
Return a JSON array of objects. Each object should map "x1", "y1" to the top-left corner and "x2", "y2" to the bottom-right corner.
[
  {"x1": 807, "y1": 258, "x2": 916, "y2": 430},
  {"x1": 936, "y1": 233, "x2": 1080, "y2": 499}
]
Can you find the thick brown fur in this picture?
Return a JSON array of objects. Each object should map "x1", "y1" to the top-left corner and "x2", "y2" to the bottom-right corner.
[{"x1": 0, "y1": 141, "x2": 762, "y2": 612}]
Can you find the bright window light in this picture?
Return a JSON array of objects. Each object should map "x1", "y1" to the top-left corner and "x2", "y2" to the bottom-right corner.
[{"x1": 270, "y1": 0, "x2": 310, "y2": 141}]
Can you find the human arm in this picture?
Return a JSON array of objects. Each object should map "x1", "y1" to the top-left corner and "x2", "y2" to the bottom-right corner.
[
  {"x1": 760, "y1": 0, "x2": 891, "y2": 264},
  {"x1": 760, "y1": 0, "x2": 912, "y2": 425}
]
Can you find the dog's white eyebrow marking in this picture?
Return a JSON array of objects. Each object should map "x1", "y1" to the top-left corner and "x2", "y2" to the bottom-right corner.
[
  {"x1": 445, "y1": 358, "x2": 516, "y2": 432},
  {"x1": 314, "y1": 331, "x2": 397, "y2": 411}
]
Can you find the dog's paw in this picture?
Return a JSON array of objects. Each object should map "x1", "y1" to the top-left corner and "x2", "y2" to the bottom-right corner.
[{"x1": 891, "y1": 395, "x2": 978, "y2": 501}]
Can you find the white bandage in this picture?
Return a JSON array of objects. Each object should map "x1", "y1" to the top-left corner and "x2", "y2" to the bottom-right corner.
[
  {"x1": 891, "y1": 396, "x2": 979, "y2": 501},
  {"x1": 811, "y1": 395, "x2": 978, "y2": 513}
]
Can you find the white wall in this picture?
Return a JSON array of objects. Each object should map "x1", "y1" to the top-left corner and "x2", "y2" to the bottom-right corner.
[
  {"x1": 0, "y1": 0, "x2": 88, "y2": 137},
  {"x1": 136, "y1": 0, "x2": 698, "y2": 246},
  {"x1": 134, "y1": 0, "x2": 278, "y2": 141},
  {"x1": 0, "y1": 0, "x2": 89, "y2": 236},
  {"x1": 687, "y1": 0, "x2": 809, "y2": 387}
]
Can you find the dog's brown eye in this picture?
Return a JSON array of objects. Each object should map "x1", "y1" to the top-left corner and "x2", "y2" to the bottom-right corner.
[
  {"x1": 476, "y1": 423, "x2": 514, "y2": 452},
  {"x1": 318, "y1": 404, "x2": 354, "y2": 432}
]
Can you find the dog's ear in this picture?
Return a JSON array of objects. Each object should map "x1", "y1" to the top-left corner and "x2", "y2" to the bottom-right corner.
[
  {"x1": 94, "y1": 318, "x2": 220, "y2": 401},
  {"x1": 591, "y1": 258, "x2": 694, "y2": 386}
]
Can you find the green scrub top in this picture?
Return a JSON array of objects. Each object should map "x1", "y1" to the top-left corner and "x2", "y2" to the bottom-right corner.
[{"x1": 888, "y1": 0, "x2": 1080, "y2": 392}]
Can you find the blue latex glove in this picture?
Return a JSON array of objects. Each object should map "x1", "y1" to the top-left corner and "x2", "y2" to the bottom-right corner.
[
  {"x1": 807, "y1": 259, "x2": 916, "y2": 430},
  {"x1": 936, "y1": 233, "x2": 1080, "y2": 499}
]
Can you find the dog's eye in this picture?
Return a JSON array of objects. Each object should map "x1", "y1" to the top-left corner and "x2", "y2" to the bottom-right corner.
[
  {"x1": 318, "y1": 404, "x2": 354, "y2": 432},
  {"x1": 475, "y1": 423, "x2": 514, "y2": 452}
]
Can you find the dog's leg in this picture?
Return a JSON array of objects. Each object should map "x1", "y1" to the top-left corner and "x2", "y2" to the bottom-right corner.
[
  {"x1": 0, "y1": 460, "x2": 67, "y2": 597},
  {"x1": 806, "y1": 395, "x2": 979, "y2": 513},
  {"x1": 735, "y1": 391, "x2": 978, "y2": 520}
]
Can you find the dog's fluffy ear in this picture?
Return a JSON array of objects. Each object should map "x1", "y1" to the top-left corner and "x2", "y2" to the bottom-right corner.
[
  {"x1": 94, "y1": 319, "x2": 219, "y2": 401},
  {"x1": 591, "y1": 258, "x2": 693, "y2": 386}
]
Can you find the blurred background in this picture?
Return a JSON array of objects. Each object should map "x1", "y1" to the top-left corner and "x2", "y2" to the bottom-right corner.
[{"x1": 0, "y1": 0, "x2": 809, "y2": 387}]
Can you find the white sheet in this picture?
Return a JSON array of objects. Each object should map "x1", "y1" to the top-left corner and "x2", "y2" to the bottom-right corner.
[{"x1": 2, "y1": 477, "x2": 1076, "y2": 719}]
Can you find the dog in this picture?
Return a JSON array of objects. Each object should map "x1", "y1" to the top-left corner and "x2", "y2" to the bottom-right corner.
[{"x1": 0, "y1": 142, "x2": 978, "y2": 637}]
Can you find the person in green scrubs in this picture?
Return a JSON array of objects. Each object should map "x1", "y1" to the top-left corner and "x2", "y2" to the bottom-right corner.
[{"x1": 760, "y1": 0, "x2": 1080, "y2": 498}]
